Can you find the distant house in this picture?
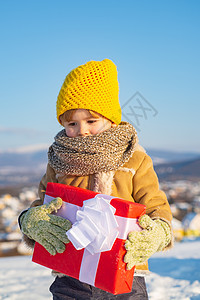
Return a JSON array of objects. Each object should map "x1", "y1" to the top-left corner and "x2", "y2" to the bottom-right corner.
[
  {"x1": 182, "y1": 212, "x2": 200, "y2": 237},
  {"x1": 172, "y1": 218, "x2": 184, "y2": 241}
]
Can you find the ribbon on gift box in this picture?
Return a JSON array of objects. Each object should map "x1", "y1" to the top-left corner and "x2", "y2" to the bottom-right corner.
[{"x1": 66, "y1": 195, "x2": 119, "y2": 254}]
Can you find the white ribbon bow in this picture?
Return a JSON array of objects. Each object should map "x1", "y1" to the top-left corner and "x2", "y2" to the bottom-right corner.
[{"x1": 66, "y1": 195, "x2": 119, "y2": 254}]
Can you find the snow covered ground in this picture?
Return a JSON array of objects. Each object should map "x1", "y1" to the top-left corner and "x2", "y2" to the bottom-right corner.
[
  {"x1": 147, "y1": 238, "x2": 200, "y2": 300},
  {"x1": 0, "y1": 238, "x2": 200, "y2": 300}
]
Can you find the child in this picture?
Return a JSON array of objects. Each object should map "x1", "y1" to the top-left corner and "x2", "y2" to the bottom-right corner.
[{"x1": 19, "y1": 59, "x2": 173, "y2": 299}]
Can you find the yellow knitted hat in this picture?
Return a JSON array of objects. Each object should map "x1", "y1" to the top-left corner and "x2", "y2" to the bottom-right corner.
[{"x1": 57, "y1": 59, "x2": 121, "y2": 125}]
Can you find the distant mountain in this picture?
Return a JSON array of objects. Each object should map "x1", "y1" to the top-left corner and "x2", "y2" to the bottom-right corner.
[
  {"x1": 0, "y1": 150, "x2": 47, "y2": 167},
  {"x1": 0, "y1": 147, "x2": 200, "y2": 187},
  {"x1": 0, "y1": 149, "x2": 48, "y2": 187},
  {"x1": 146, "y1": 149, "x2": 200, "y2": 165},
  {"x1": 155, "y1": 157, "x2": 200, "y2": 180},
  {"x1": 1, "y1": 146, "x2": 199, "y2": 165}
]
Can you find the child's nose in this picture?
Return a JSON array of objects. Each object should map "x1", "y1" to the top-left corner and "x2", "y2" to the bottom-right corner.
[{"x1": 78, "y1": 124, "x2": 90, "y2": 136}]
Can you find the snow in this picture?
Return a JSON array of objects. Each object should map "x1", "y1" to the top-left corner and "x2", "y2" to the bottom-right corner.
[
  {"x1": 171, "y1": 218, "x2": 183, "y2": 229},
  {"x1": 146, "y1": 239, "x2": 200, "y2": 299},
  {"x1": 0, "y1": 256, "x2": 53, "y2": 300},
  {"x1": 0, "y1": 239, "x2": 200, "y2": 300}
]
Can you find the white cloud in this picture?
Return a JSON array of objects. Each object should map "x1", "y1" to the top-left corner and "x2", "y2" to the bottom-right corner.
[{"x1": 0, "y1": 143, "x2": 49, "y2": 154}]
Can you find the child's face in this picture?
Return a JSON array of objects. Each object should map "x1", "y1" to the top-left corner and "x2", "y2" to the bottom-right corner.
[{"x1": 63, "y1": 109, "x2": 116, "y2": 138}]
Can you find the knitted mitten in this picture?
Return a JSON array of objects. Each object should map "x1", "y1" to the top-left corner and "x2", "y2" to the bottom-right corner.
[
  {"x1": 20, "y1": 197, "x2": 71, "y2": 255},
  {"x1": 124, "y1": 214, "x2": 171, "y2": 270}
]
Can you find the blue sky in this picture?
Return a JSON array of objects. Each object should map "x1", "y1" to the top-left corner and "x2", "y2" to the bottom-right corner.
[{"x1": 0, "y1": 0, "x2": 200, "y2": 152}]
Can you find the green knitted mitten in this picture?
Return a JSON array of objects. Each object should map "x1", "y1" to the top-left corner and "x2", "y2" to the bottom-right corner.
[
  {"x1": 124, "y1": 214, "x2": 171, "y2": 270},
  {"x1": 20, "y1": 197, "x2": 71, "y2": 255}
]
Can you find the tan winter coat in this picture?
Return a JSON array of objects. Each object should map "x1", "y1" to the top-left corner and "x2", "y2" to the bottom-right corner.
[{"x1": 29, "y1": 145, "x2": 172, "y2": 274}]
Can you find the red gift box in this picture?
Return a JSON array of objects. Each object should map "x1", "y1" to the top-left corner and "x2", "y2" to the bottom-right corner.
[{"x1": 32, "y1": 183, "x2": 146, "y2": 295}]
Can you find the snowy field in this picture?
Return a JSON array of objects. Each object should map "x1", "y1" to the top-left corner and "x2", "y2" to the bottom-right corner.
[{"x1": 0, "y1": 238, "x2": 200, "y2": 300}]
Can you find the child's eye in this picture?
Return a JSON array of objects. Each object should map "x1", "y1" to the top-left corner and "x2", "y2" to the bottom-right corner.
[
  {"x1": 87, "y1": 120, "x2": 97, "y2": 124},
  {"x1": 68, "y1": 122, "x2": 77, "y2": 126}
]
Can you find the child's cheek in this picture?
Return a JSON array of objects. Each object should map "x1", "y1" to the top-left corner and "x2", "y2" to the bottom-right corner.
[
  {"x1": 65, "y1": 128, "x2": 75, "y2": 138},
  {"x1": 91, "y1": 124, "x2": 105, "y2": 135},
  {"x1": 90, "y1": 128, "x2": 98, "y2": 135}
]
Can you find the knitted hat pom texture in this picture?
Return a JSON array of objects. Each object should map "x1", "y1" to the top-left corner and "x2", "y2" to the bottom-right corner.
[{"x1": 56, "y1": 59, "x2": 122, "y2": 125}]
